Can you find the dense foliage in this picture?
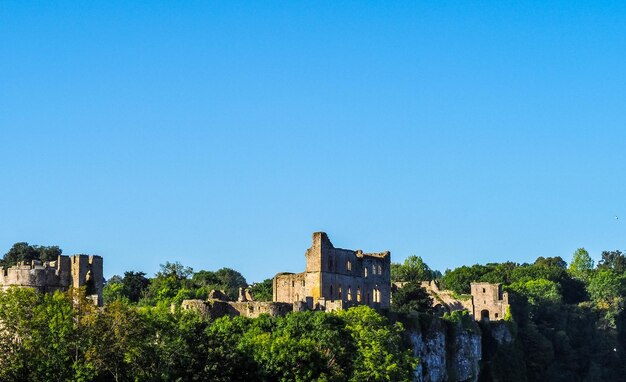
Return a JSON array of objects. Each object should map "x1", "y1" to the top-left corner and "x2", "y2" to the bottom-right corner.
[
  {"x1": 440, "y1": 249, "x2": 626, "y2": 381},
  {"x1": 0, "y1": 288, "x2": 415, "y2": 382},
  {"x1": 0, "y1": 242, "x2": 62, "y2": 267},
  {"x1": 4, "y1": 242, "x2": 626, "y2": 381},
  {"x1": 103, "y1": 261, "x2": 251, "y2": 307}
]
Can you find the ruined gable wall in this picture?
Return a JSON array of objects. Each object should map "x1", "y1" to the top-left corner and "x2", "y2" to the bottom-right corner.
[
  {"x1": 273, "y1": 232, "x2": 392, "y2": 310},
  {"x1": 273, "y1": 272, "x2": 307, "y2": 304},
  {"x1": 318, "y1": 235, "x2": 391, "y2": 309}
]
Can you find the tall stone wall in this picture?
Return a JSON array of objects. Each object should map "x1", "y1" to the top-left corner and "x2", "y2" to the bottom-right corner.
[
  {"x1": 273, "y1": 232, "x2": 391, "y2": 310},
  {"x1": 0, "y1": 254, "x2": 104, "y2": 305}
]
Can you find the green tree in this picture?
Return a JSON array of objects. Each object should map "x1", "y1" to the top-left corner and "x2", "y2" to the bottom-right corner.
[
  {"x1": 391, "y1": 255, "x2": 436, "y2": 283},
  {"x1": 598, "y1": 250, "x2": 626, "y2": 274},
  {"x1": 248, "y1": 278, "x2": 273, "y2": 301},
  {"x1": 337, "y1": 306, "x2": 416, "y2": 382},
  {"x1": 391, "y1": 281, "x2": 433, "y2": 314},
  {"x1": 1, "y1": 242, "x2": 62, "y2": 268},
  {"x1": 121, "y1": 271, "x2": 150, "y2": 302},
  {"x1": 568, "y1": 248, "x2": 594, "y2": 282}
]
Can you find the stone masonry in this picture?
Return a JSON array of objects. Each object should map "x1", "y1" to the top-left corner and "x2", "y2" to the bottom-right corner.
[
  {"x1": 273, "y1": 232, "x2": 391, "y2": 310},
  {"x1": 0, "y1": 254, "x2": 104, "y2": 305},
  {"x1": 397, "y1": 280, "x2": 509, "y2": 321}
]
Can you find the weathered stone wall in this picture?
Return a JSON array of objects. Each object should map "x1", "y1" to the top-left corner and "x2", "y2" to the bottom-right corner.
[
  {"x1": 181, "y1": 299, "x2": 294, "y2": 319},
  {"x1": 470, "y1": 282, "x2": 509, "y2": 321},
  {"x1": 274, "y1": 232, "x2": 391, "y2": 310},
  {"x1": 0, "y1": 254, "x2": 104, "y2": 305},
  {"x1": 419, "y1": 281, "x2": 474, "y2": 313}
]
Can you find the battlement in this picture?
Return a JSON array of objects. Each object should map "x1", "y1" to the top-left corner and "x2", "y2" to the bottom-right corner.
[{"x1": 0, "y1": 254, "x2": 103, "y2": 305}]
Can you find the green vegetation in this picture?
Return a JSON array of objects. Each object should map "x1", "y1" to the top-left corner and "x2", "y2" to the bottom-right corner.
[
  {"x1": 0, "y1": 288, "x2": 416, "y2": 382},
  {"x1": 4, "y1": 242, "x2": 626, "y2": 381},
  {"x1": 391, "y1": 255, "x2": 441, "y2": 282},
  {"x1": 102, "y1": 261, "x2": 251, "y2": 307},
  {"x1": 442, "y1": 249, "x2": 626, "y2": 381},
  {"x1": 0, "y1": 242, "x2": 62, "y2": 267}
]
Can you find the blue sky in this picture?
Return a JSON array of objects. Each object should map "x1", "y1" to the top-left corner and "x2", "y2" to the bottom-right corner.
[{"x1": 1, "y1": 1, "x2": 625, "y2": 282}]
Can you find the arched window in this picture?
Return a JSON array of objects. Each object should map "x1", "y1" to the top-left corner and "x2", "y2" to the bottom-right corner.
[
  {"x1": 372, "y1": 264, "x2": 376, "y2": 275},
  {"x1": 377, "y1": 265, "x2": 382, "y2": 275},
  {"x1": 347, "y1": 286, "x2": 352, "y2": 301},
  {"x1": 364, "y1": 267, "x2": 368, "y2": 278},
  {"x1": 338, "y1": 285, "x2": 342, "y2": 300},
  {"x1": 357, "y1": 287, "x2": 361, "y2": 302},
  {"x1": 346, "y1": 260, "x2": 352, "y2": 272}
]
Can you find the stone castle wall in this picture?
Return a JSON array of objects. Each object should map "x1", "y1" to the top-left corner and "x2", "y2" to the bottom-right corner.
[
  {"x1": 273, "y1": 232, "x2": 391, "y2": 310},
  {"x1": 0, "y1": 254, "x2": 104, "y2": 305},
  {"x1": 181, "y1": 296, "x2": 294, "y2": 319}
]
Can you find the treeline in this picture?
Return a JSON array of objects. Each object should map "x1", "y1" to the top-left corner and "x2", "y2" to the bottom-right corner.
[
  {"x1": 390, "y1": 250, "x2": 626, "y2": 381},
  {"x1": 0, "y1": 288, "x2": 415, "y2": 382},
  {"x1": 103, "y1": 262, "x2": 274, "y2": 306}
]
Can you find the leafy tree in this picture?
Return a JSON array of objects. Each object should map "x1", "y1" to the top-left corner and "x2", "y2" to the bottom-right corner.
[
  {"x1": 103, "y1": 279, "x2": 126, "y2": 304},
  {"x1": 598, "y1": 250, "x2": 626, "y2": 274},
  {"x1": 391, "y1": 255, "x2": 436, "y2": 283},
  {"x1": 508, "y1": 278, "x2": 561, "y2": 306},
  {"x1": 568, "y1": 248, "x2": 594, "y2": 282},
  {"x1": 441, "y1": 264, "x2": 490, "y2": 294},
  {"x1": 121, "y1": 271, "x2": 150, "y2": 302},
  {"x1": 213, "y1": 268, "x2": 248, "y2": 299},
  {"x1": 587, "y1": 269, "x2": 626, "y2": 328},
  {"x1": 1, "y1": 242, "x2": 62, "y2": 268},
  {"x1": 248, "y1": 278, "x2": 273, "y2": 301},
  {"x1": 391, "y1": 281, "x2": 433, "y2": 314},
  {"x1": 534, "y1": 256, "x2": 567, "y2": 269},
  {"x1": 337, "y1": 306, "x2": 417, "y2": 381}
]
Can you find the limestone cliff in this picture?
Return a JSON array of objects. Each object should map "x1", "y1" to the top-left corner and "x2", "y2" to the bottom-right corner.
[{"x1": 407, "y1": 314, "x2": 493, "y2": 382}]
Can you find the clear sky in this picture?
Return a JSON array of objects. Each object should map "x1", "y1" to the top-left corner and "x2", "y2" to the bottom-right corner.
[{"x1": 1, "y1": 1, "x2": 625, "y2": 282}]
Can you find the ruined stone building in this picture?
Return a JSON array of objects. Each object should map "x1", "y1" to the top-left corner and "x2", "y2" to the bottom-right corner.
[
  {"x1": 409, "y1": 280, "x2": 509, "y2": 321},
  {"x1": 0, "y1": 254, "x2": 104, "y2": 305},
  {"x1": 181, "y1": 289, "x2": 297, "y2": 319},
  {"x1": 470, "y1": 282, "x2": 509, "y2": 321},
  {"x1": 273, "y1": 232, "x2": 391, "y2": 311}
]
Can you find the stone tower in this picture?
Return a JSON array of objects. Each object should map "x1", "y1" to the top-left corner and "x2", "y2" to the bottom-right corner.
[{"x1": 71, "y1": 255, "x2": 104, "y2": 306}]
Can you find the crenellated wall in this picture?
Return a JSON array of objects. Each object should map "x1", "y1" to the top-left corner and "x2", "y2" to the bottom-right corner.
[{"x1": 0, "y1": 254, "x2": 103, "y2": 305}]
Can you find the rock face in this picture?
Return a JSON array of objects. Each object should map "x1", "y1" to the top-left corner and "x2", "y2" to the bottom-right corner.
[
  {"x1": 451, "y1": 329, "x2": 481, "y2": 382},
  {"x1": 410, "y1": 316, "x2": 482, "y2": 382}
]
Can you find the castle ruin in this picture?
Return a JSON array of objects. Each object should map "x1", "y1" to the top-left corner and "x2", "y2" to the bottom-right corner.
[
  {"x1": 273, "y1": 232, "x2": 391, "y2": 311},
  {"x1": 405, "y1": 280, "x2": 509, "y2": 321},
  {"x1": 0, "y1": 254, "x2": 104, "y2": 305}
]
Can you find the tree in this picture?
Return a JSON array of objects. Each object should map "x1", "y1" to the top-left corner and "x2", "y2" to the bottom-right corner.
[
  {"x1": 391, "y1": 281, "x2": 433, "y2": 314},
  {"x1": 441, "y1": 264, "x2": 490, "y2": 294},
  {"x1": 598, "y1": 250, "x2": 626, "y2": 274},
  {"x1": 568, "y1": 248, "x2": 594, "y2": 282},
  {"x1": 1, "y1": 242, "x2": 62, "y2": 268},
  {"x1": 390, "y1": 255, "x2": 436, "y2": 283},
  {"x1": 248, "y1": 278, "x2": 273, "y2": 301},
  {"x1": 508, "y1": 278, "x2": 561, "y2": 306},
  {"x1": 122, "y1": 271, "x2": 150, "y2": 302},
  {"x1": 535, "y1": 256, "x2": 567, "y2": 269},
  {"x1": 337, "y1": 306, "x2": 417, "y2": 381},
  {"x1": 213, "y1": 268, "x2": 248, "y2": 300}
]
